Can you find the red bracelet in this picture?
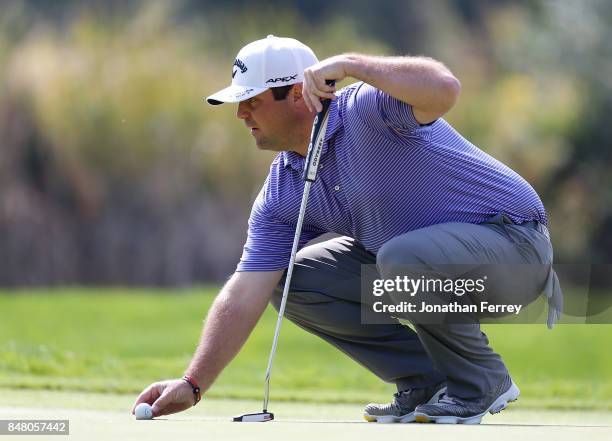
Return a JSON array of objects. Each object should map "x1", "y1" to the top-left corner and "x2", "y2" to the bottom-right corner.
[{"x1": 182, "y1": 375, "x2": 202, "y2": 406}]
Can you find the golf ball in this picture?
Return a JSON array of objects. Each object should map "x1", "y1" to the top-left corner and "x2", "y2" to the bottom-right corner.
[{"x1": 135, "y1": 403, "x2": 154, "y2": 420}]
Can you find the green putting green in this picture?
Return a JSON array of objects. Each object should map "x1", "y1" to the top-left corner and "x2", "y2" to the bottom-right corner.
[{"x1": 1, "y1": 389, "x2": 611, "y2": 441}]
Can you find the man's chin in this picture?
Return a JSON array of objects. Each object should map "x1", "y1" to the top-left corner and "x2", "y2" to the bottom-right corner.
[{"x1": 253, "y1": 140, "x2": 284, "y2": 152}]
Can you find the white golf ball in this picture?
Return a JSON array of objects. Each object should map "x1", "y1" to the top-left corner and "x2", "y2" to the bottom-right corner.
[{"x1": 135, "y1": 403, "x2": 154, "y2": 420}]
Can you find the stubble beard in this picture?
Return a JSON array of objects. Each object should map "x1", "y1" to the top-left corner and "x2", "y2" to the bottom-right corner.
[{"x1": 253, "y1": 133, "x2": 285, "y2": 152}]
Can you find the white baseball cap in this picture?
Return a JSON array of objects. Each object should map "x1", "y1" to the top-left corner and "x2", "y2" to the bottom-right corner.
[{"x1": 206, "y1": 35, "x2": 318, "y2": 105}]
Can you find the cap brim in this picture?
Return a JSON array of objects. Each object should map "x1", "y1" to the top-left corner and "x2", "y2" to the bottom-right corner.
[{"x1": 206, "y1": 85, "x2": 267, "y2": 105}]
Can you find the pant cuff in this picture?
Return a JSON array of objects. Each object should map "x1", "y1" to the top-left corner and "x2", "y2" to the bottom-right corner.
[{"x1": 395, "y1": 372, "x2": 446, "y2": 392}]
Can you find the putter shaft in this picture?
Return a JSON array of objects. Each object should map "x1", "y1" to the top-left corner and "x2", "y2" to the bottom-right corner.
[
  {"x1": 260, "y1": 82, "x2": 334, "y2": 415},
  {"x1": 263, "y1": 180, "x2": 313, "y2": 412}
]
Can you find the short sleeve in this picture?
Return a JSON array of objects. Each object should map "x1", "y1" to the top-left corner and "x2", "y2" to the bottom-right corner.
[
  {"x1": 350, "y1": 82, "x2": 421, "y2": 140},
  {"x1": 237, "y1": 176, "x2": 322, "y2": 272}
]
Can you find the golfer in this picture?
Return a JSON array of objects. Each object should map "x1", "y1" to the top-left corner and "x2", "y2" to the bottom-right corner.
[{"x1": 132, "y1": 35, "x2": 562, "y2": 424}]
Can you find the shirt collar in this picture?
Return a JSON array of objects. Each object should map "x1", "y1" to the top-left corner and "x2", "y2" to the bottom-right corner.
[{"x1": 282, "y1": 99, "x2": 341, "y2": 171}]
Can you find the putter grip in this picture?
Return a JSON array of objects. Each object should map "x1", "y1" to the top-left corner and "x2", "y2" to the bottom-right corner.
[{"x1": 303, "y1": 80, "x2": 335, "y2": 182}]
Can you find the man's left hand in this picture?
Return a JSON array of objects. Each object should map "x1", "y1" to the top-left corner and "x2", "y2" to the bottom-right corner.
[{"x1": 302, "y1": 55, "x2": 347, "y2": 112}]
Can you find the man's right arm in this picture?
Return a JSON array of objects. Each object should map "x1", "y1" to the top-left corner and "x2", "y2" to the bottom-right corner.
[
  {"x1": 184, "y1": 270, "x2": 284, "y2": 388},
  {"x1": 131, "y1": 270, "x2": 284, "y2": 417}
]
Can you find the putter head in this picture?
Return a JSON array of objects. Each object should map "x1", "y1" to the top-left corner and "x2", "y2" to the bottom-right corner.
[{"x1": 233, "y1": 411, "x2": 274, "y2": 422}]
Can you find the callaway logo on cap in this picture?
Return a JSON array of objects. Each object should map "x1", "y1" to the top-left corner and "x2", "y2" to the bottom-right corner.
[{"x1": 206, "y1": 35, "x2": 319, "y2": 105}]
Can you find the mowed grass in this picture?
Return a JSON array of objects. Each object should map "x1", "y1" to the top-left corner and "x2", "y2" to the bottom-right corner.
[{"x1": 0, "y1": 288, "x2": 611, "y2": 409}]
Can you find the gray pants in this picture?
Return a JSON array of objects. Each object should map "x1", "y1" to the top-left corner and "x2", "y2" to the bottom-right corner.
[{"x1": 271, "y1": 214, "x2": 561, "y2": 399}]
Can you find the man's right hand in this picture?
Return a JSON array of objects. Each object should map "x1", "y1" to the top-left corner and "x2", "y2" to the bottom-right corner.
[
  {"x1": 130, "y1": 270, "x2": 283, "y2": 418},
  {"x1": 131, "y1": 379, "x2": 195, "y2": 417}
]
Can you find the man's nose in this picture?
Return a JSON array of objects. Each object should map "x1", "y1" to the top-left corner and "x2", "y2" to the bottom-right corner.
[{"x1": 236, "y1": 101, "x2": 250, "y2": 119}]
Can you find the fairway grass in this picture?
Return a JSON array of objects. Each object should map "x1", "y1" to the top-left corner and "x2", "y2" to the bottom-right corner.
[{"x1": 1, "y1": 288, "x2": 611, "y2": 410}]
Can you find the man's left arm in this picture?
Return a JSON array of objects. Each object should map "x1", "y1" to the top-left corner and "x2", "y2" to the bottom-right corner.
[{"x1": 302, "y1": 54, "x2": 461, "y2": 125}]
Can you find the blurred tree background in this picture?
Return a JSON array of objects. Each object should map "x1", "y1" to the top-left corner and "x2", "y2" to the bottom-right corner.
[{"x1": 0, "y1": 0, "x2": 610, "y2": 286}]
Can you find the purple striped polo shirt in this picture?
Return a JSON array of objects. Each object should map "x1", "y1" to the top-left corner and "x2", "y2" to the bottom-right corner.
[{"x1": 237, "y1": 82, "x2": 547, "y2": 272}]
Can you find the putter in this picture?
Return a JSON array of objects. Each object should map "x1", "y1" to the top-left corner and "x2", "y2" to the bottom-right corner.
[{"x1": 234, "y1": 81, "x2": 335, "y2": 423}]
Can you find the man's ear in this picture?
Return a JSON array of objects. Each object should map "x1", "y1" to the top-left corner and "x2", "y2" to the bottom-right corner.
[
  {"x1": 291, "y1": 83, "x2": 304, "y2": 103},
  {"x1": 291, "y1": 83, "x2": 312, "y2": 113}
]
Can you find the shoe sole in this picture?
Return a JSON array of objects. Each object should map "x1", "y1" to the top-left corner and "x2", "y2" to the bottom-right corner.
[
  {"x1": 363, "y1": 386, "x2": 447, "y2": 424},
  {"x1": 413, "y1": 382, "x2": 520, "y2": 425}
]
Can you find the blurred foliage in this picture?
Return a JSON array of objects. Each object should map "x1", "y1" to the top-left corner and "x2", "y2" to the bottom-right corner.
[{"x1": 0, "y1": 0, "x2": 611, "y2": 285}]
